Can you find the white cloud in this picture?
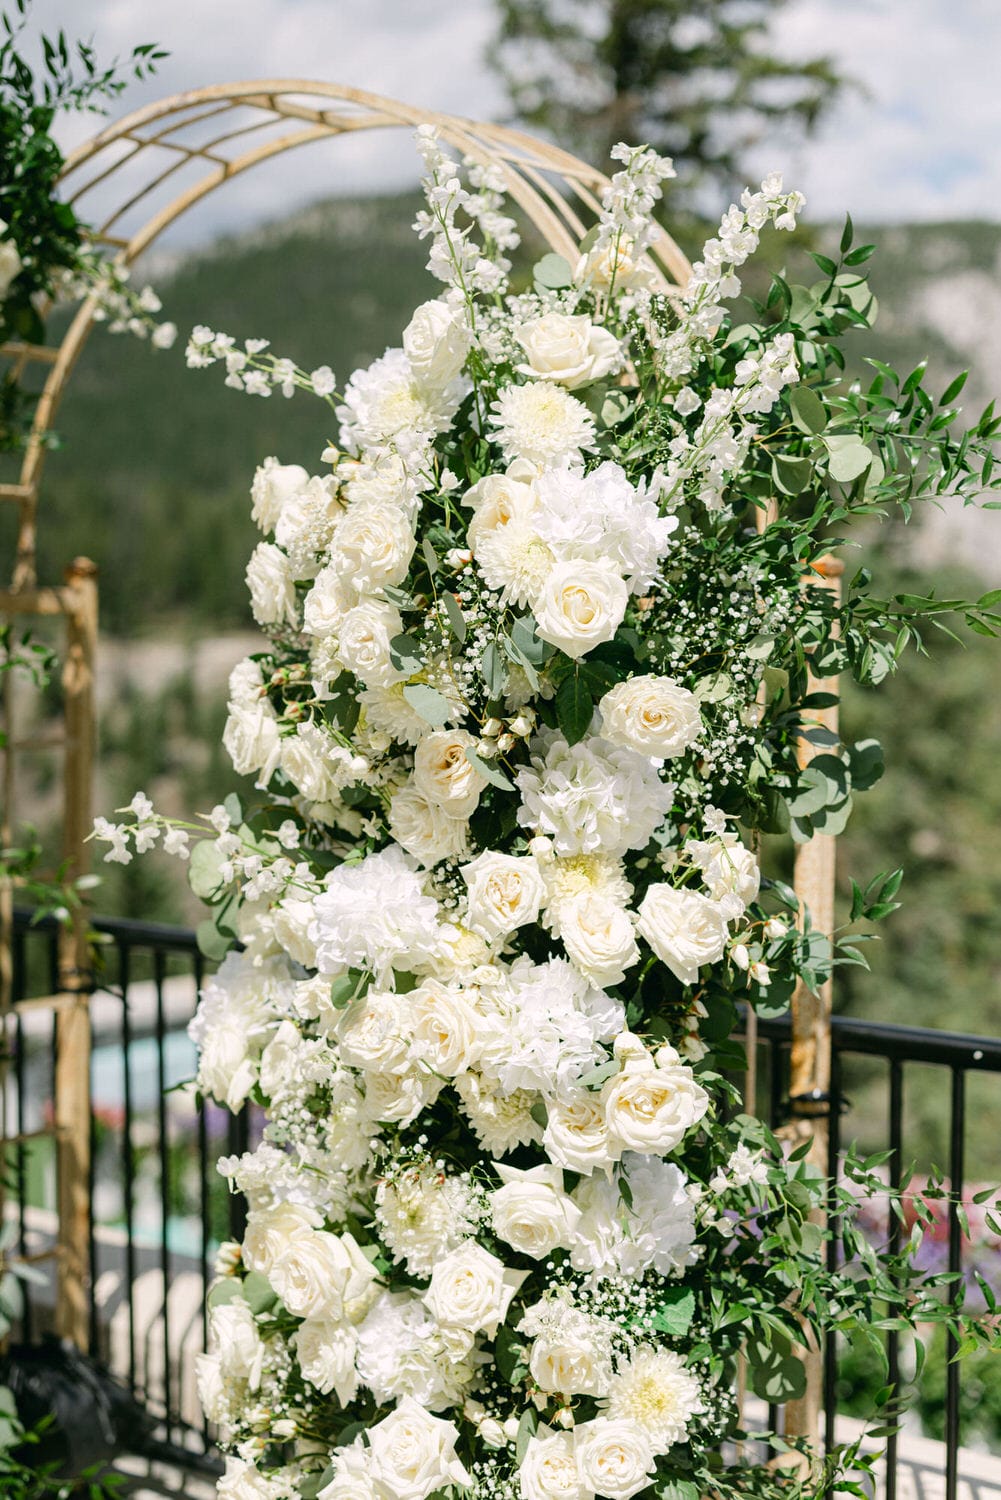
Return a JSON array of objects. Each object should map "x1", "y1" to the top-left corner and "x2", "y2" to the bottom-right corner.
[{"x1": 23, "y1": 0, "x2": 1001, "y2": 243}]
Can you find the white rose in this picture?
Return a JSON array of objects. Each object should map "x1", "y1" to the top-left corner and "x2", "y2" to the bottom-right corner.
[
  {"x1": 368, "y1": 1397, "x2": 471, "y2": 1500},
  {"x1": 515, "y1": 311, "x2": 621, "y2": 389},
  {"x1": 194, "y1": 1352, "x2": 226, "y2": 1424},
  {"x1": 319, "y1": 1442, "x2": 379, "y2": 1500},
  {"x1": 599, "y1": 675, "x2": 702, "y2": 758},
  {"x1": 574, "y1": 1418, "x2": 655, "y2": 1500},
  {"x1": 363, "y1": 1063, "x2": 443, "y2": 1126},
  {"x1": 403, "y1": 299, "x2": 471, "y2": 387},
  {"x1": 574, "y1": 238, "x2": 656, "y2": 292},
  {"x1": 294, "y1": 1318, "x2": 359, "y2": 1404},
  {"x1": 336, "y1": 990, "x2": 410, "y2": 1073},
  {"x1": 335, "y1": 598, "x2": 404, "y2": 687},
  {"x1": 245, "y1": 541, "x2": 297, "y2": 628},
  {"x1": 0, "y1": 235, "x2": 23, "y2": 300},
  {"x1": 462, "y1": 851, "x2": 546, "y2": 940},
  {"x1": 303, "y1": 564, "x2": 356, "y2": 637},
  {"x1": 464, "y1": 468, "x2": 539, "y2": 548},
  {"x1": 689, "y1": 832, "x2": 760, "y2": 907},
  {"x1": 601, "y1": 1049, "x2": 709, "y2": 1157},
  {"x1": 251, "y1": 457, "x2": 309, "y2": 532},
  {"x1": 279, "y1": 724, "x2": 346, "y2": 805},
  {"x1": 490, "y1": 1162, "x2": 581, "y2": 1260},
  {"x1": 527, "y1": 1325, "x2": 607, "y2": 1398},
  {"x1": 210, "y1": 1298, "x2": 265, "y2": 1388},
  {"x1": 519, "y1": 1429, "x2": 588, "y2": 1500},
  {"x1": 328, "y1": 501, "x2": 415, "y2": 591},
  {"x1": 270, "y1": 1228, "x2": 379, "y2": 1322},
  {"x1": 409, "y1": 977, "x2": 482, "y2": 1076},
  {"x1": 542, "y1": 1092, "x2": 614, "y2": 1176},
  {"x1": 413, "y1": 729, "x2": 485, "y2": 818},
  {"x1": 274, "y1": 474, "x2": 343, "y2": 573},
  {"x1": 197, "y1": 1020, "x2": 258, "y2": 1111},
  {"x1": 388, "y1": 781, "x2": 470, "y2": 868},
  {"x1": 270, "y1": 897, "x2": 317, "y2": 968},
  {"x1": 535, "y1": 558, "x2": 628, "y2": 659},
  {"x1": 243, "y1": 1201, "x2": 320, "y2": 1276},
  {"x1": 637, "y1": 884, "x2": 730, "y2": 984},
  {"x1": 556, "y1": 891, "x2": 640, "y2": 987},
  {"x1": 223, "y1": 698, "x2": 281, "y2": 784},
  {"x1": 218, "y1": 1458, "x2": 285, "y2": 1500},
  {"x1": 423, "y1": 1242, "x2": 526, "y2": 1338}
]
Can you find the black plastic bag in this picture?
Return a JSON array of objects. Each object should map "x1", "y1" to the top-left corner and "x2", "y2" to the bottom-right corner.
[{"x1": 0, "y1": 1336, "x2": 152, "y2": 1477}]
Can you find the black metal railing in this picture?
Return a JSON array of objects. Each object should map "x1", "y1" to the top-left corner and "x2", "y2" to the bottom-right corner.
[{"x1": 5, "y1": 910, "x2": 1001, "y2": 1490}]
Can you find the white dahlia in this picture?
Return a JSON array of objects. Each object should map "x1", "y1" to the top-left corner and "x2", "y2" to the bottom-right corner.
[{"x1": 603, "y1": 1346, "x2": 703, "y2": 1454}]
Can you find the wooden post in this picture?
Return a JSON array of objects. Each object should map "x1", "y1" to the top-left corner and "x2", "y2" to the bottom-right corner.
[
  {"x1": 54, "y1": 558, "x2": 98, "y2": 1348},
  {"x1": 782, "y1": 554, "x2": 844, "y2": 1457}
]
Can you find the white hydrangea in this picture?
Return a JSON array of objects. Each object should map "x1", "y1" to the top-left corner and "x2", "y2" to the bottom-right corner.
[
  {"x1": 517, "y1": 731, "x2": 674, "y2": 858},
  {"x1": 310, "y1": 845, "x2": 446, "y2": 981},
  {"x1": 570, "y1": 1156, "x2": 698, "y2": 1280}
]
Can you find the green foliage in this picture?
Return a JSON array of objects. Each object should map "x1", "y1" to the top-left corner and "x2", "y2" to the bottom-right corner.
[{"x1": 489, "y1": 0, "x2": 849, "y2": 202}]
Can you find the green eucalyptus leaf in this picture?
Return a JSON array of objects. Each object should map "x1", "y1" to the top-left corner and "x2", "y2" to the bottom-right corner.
[
  {"x1": 465, "y1": 747, "x2": 514, "y2": 792},
  {"x1": 533, "y1": 252, "x2": 574, "y2": 289},
  {"x1": 242, "y1": 1270, "x2": 278, "y2": 1316},
  {"x1": 402, "y1": 683, "x2": 454, "y2": 727},
  {"x1": 442, "y1": 591, "x2": 467, "y2": 644},
  {"x1": 789, "y1": 384, "x2": 828, "y2": 434},
  {"x1": 824, "y1": 434, "x2": 874, "y2": 483},
  {"x1": 188, "y1": 838, "x2": 227, "y2": 900}
]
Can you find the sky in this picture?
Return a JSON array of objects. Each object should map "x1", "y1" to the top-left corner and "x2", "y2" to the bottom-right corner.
[{"x1": 22, "y1": 0, "x2": 1001, "y2": 248}]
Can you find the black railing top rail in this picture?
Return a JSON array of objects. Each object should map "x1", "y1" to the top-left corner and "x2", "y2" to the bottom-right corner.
[{"x1": 14, "y1": 907, "x2": 204, "y2": 954}]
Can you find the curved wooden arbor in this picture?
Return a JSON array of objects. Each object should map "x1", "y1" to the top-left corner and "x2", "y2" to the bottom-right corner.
[{"x1": 0, "y1": 83, "x2": 833, "y2": 1457}]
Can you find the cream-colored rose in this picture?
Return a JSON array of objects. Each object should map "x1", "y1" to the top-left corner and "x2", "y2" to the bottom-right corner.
[
  {"x1": 318, "y1": 1442, "x2": 379, "y2": 1500},
  {"x1": 413, "y1": 729, "x2": 485, "y2": 819},
  {"x1": 280, "y1": 723, "x2": 352, "y2": 805},
  {"x1": 689, "y1": 832, "x2": 760, "y2": 907},
  {"x1": 403, "y1": 299, "x2": 471, "y2": 387},
  {"x1": 368, "y1": 1398, "x2": 471, "y2": 1500},
  {"x1": 490, "y1": 1162, "x2": 581, "y2": 1260},
  {"x1": 542, "y1": 1092, "x2": 614, "y2": 1176},
  {"x1": 464, "y1": 468, "x2": 539, "y2": 549},
  {"x1": 574, "y1": 1418, "x2": 655, "y2": 1500},
  {"x1": 269, "y1": 1227, "x2": 379, "y2": 1322},
  {"x1": 218, "y1": 1458, "x2": 286, "y2": 1500},
  {"x1": 519, "y1": 1430, "x2": 588, "y2": 1500},
  {"x1": 601, "y1": 1049, "x2": 709, "y2": 1157},
  {"x1": 243, "y1": 1201, "x2": 321, "y2": 1276},
  {"x1": 222, "y1": 699, "x2": 281, "y2": 784},
  {"x1": 294, "y1": 1319, "x2": 359, "y2": 1404},
  {"x1": 528, "y1": 1326, "x2": 607, "y2": 1397},
  {"x1": 196, "y1": 1019, "x2": 258, "y2": 1111},
  {"x1": 556, "y1": 891, "x2": 640, "y2": 987},
  {"x1": 0, "y1": 235, "x2": 23, "y2": 300},
  {"x1": 250, "y1": 457, "x2": 309, "y2": 532},
  {"x1": 335, "y1": 599, "x2": 404, "y2": 687},
  {"x1": 336, "y1": 991, "x2": 410, "y2": 1073},
  {"x1": 362, "y1": 1063, "x2": 443, "y2": 1126},
  {"x1": 461, "y1": 850, "x2": 546, "y2": 941},
  {"x1": 599, "y1": 675, "x2": 702, "y2": 758},
  {"x1": 194, "y1": 1352, "x2": 226, "y2": 1424},
  {"x1": 515, "y1": 311, "x2": 621, "y2": 389},
  {"x1": 535, "y1": 558, "x2": 628, "y2": 659},
  {"x1": 328, "y1": 501, "x2": 415, "y2": 591},
  {"x1": 245, "y1": 541, "x2": 297, "y2": 628},
  {"x1": 409, "y1": 978, "x2": 482, "y2": 1077},
  {"x1": 303, "y1": 564, "x2": 356, "y2": 637},
  {"x1": 423, "y1": 1242, "x2": 526, "y2": 1338},
  {"x1": 637, "y1": 884, "x2": 729, "y2": 984},
  {"x1": 210, "y1": 1298, "x2": 265, "y2": 1388},
  {"x1": 271, "y1": 897, "x2": 317, "y2": 968},
  {"x1": 574, "y1": 238, "x2": 656, "y2": 292},
  {"x1": 388, "y1": 781, "x2": 470, "y2": 868}
]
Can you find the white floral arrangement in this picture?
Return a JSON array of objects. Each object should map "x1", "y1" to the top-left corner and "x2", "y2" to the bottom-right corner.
[{"x1": 96, "y1": 130, "x2": 1001, "y2": 1500}]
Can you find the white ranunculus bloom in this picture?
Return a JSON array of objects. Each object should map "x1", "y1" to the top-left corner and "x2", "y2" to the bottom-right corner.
[
  {"x1": 574, "y1": 1417, "x2": 655, "y2": 1499},
  {"x1": 409, "y1": 977, "x2": 483, "y2": 1077},
  {"x1": 599, "y1": 675, "x2": 703, "y2": 758},
  {"x1": 534, "y1": 557, "x2": 629, "y2": 658},
  {"x1": 490, "y1": 1162, "x2": 581, "y2": 1260},
  {"x1": 518, "y1": 1428, "x2": 589, "y2": 1500},
  {"x1": 601, "y1": 1046, "x2": 709, "y2": 1158},
  {"x1": 403, "y1": 299, "x2": 472, "y2": 387},
  {"x1": 327, "y1": 500, "x2": 416, "y2": 592},
  {"x1": 250, "y1": 457, "x2": 310, "y2": 532},
  {"x1": 515, "y1": 310, "x2": 622, "y2": 389},
  {"x1": 388, "y1": 781, "x2": 470, "y2": 868},
  {"x1": 461, "y1": 850, "x2": 546, "y2": 940},
  {"x1": 367, "y1": 1396, "x2": 472, "y2": 1500},
  {"x1": 245, "y1": 541, "x2": 297, "y2": 629},
  {"x1": 293, "y1": 1318, "x2": 358, "y2": 1404},
  {"x1": 637, "y1": 884, "x2": 730, "y2": 984},
  {"x1": 0, "y1": 234, "x2": 23, "y2": 300},
  {"x1": 423, "y1": 1242, "x2": 526, "y2": 1338},
  {"x1": 335, "y1": 598, "x2": 404, "y2": 687},
  {"x1": 556, "y1": 890, "x2": 640, "y2": 987},
  {"x1": 413, "y1": 729, "x2": 485, "y2": 819}
]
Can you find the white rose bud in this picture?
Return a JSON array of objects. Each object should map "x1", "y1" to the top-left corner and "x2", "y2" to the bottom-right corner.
[{"x1": 413, "y1": 729, "x2": 485, "y2": 818}]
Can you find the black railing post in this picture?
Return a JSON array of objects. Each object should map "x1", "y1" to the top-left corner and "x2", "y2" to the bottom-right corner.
[{"x1": 944, "y1": 1067, "x2": 966, "y2": 1500}]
